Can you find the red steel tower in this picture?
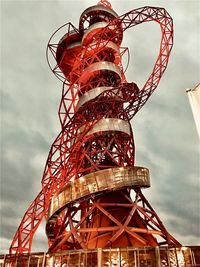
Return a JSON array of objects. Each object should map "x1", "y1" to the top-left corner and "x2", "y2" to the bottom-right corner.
[{"x1": 10, "y1": 0, "x2": 181, "y2": 254}]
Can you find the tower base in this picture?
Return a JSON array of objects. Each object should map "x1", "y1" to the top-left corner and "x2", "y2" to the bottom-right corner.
[{"x1": 46, "y1": 167, "x2": 181, "y2": 251}]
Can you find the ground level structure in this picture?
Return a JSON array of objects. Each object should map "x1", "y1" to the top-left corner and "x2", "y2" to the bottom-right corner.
[{"x1": 1, "y1": 246, "x2": 200, "y2": 266}]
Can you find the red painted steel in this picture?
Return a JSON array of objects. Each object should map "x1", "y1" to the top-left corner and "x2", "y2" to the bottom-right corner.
[{"x1": 10, "y1": 1, "x2": 181, "y2": 254}]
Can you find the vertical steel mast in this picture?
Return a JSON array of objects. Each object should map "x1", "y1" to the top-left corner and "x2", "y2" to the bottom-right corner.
[{"x1": 10, "y1": 0, "x2": 181, "y2": 254}]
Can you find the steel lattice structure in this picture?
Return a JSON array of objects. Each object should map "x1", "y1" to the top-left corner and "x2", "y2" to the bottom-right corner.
[{"x1": 10, "y1": 0, "x2": 181, "y2": 254}]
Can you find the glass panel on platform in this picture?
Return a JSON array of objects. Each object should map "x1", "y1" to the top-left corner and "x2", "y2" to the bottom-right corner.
[
  {"x1": 61, "y1": 252, "x2": 95, "y2": 267},
  {"x1": 79, "y1": 251, "x2": 87, "y2": 267},
  {"x1": 54, "y1": 255, "x2": 62, "y2": 267},
  {"x1": 110, "y1": 250, "x2": 120, "y2": 267},
  {"x1": 119, "y1": 248, "x2": 129, "y2": 267},
  {"x1": 16, "y1": 255, "x2": 29, "y2": 267},
  {"x1": 61, "y1": 254, "x2": 70, "y2": 266},
  {"x1": 168, "y1": 249, "x2": 178, "y2": 267},
  {"x1": 0, "y1": 255, "x2": 5, "y2": 267},
  {"x1": 86, "y1": 251, "x2": 98, "y2": 267},
  {"x1": 176, "y1": 248, "x2": 186, "y2": 267},
  {"x1": 139, "y1": 248, "x2": 156, "y2": 267},
  {"x1": 29, "y1": 254, "x2": 44, "y2": 267},
  {"x1": 160, "y1": 248, "x2": 170, "y2": 267},
  {"x1": 45, "y1": 255, "x2": 54, "y2": 267},
  {"x1": 102, "y1": 250, "x2": 110, "y2": 267},
  {"x1": 181, "y1": 248, "x2": 193, "y2": 267},
  {"x1": 4, "y1": 255, "x2": 17, "y2": 267},
  {"x1": 190, "y1": 247, "x2": 200, "y2": 266},
  {"x1": 125, "y1": 249, "x2": 137, "y2": 267},
  {"x1": 65, "y1": 253, "x2": 80, "y2": 267}
]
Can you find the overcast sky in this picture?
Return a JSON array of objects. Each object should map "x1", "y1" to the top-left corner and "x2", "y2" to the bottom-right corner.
[{"x1": 0, "y1": 0, "x2": 199, "y2": 254}]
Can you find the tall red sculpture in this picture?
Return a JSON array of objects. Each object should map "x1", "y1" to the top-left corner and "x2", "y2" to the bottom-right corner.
[{"x1": 10, "y1": 0, "x2": 181, "y2": 254}]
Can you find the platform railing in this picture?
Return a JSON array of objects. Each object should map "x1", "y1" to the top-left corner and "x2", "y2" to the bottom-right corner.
[{"x1": 0, "y1": 246, "x2": 200, "y2": 267}]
